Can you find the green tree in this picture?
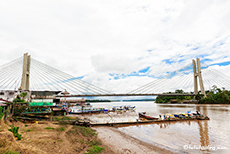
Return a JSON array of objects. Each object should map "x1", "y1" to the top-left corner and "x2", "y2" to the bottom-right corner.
[
  {"x1": 175, "y1": 89, "x2": 184, "y2": 94},
  {"x1": 195, "y1": 94, "x2": 204, "y2": 100},
  {"x1": 199, "y1": 86, "x2": 230, "y2": 104},
  {"x1": 155, "y1": 89, "x2": 193, "y2": 103},
  {"x1": 13, "y1": 96, "x2": 25, "y2": 103},
  {"x1": 20, "y1": 92, "x2": 27, "y2": 100}
]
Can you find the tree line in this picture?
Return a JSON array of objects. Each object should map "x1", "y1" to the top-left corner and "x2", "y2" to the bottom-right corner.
[
  {"x1": 155, "y1": 86, "x2": 230, "y2": 104},
  {"x1": 199, "y1": 86, "x2": 230, "y2": 104},
  {"x1": 155, "y1": 89, "x2": 194, "y2": 103}
]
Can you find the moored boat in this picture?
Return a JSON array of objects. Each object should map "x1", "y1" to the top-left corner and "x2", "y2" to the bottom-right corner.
[
  {"x1": 69, "y1": 106, "x2": 82, "y2": 114},
  {"x1": 112, "y1": 105, "x2": 136, "y2": 112},
  {"x1": 139, "y1": 112, "x2": 159, "y2": 120}
]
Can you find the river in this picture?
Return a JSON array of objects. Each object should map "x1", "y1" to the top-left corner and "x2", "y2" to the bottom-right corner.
[{"x1": 85, "y1": 101, "x2": 230, "y2": 154}]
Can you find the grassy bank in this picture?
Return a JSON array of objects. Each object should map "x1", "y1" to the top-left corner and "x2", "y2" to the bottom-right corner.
[{"x1": 0, "y1": 119, "x2": 107, "y2": 154}]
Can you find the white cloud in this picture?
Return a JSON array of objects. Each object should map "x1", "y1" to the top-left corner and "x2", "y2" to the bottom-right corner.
[{"x1": 0, "y1": 0, "x2": 230, "y2": 93}]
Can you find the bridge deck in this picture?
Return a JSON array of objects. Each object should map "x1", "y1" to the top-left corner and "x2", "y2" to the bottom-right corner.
[{"x1": 55, "y1": 93, "x2": 195, "y2": 97}]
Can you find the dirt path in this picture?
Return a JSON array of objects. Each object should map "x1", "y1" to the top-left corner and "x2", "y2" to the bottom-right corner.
[{"x1": 58, "y1": 125, "x2": 73, "y2": 154}]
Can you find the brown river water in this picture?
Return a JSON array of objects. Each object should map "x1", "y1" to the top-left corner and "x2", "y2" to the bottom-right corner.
[{"x1": 83, "y1": 102, "x2": 230, "y2": 154}]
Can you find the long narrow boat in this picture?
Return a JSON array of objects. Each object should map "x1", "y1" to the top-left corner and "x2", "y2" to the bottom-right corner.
[
  {"x1": 139, "y1": 112, "x2": 158, "y2": 120},
  {"x1": 22, "y1": 107, "x2": 51, "y2": 115}
]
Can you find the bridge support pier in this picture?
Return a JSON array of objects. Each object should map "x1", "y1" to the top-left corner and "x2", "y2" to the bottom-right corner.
[
  {"x1": 193, "y1": 58, "x2": 206, "y2": 97},
  {"x1": 21, "y1": 53, "x2": 31, "y2": 90}
]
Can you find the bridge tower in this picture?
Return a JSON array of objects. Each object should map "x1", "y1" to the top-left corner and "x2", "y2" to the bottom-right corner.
[
  {"x1": 21, "y1": 53, "x2": 31, "y2": 90},
  {"x1": 193, "y1": 58, "x2": 206, "y2": 96}
]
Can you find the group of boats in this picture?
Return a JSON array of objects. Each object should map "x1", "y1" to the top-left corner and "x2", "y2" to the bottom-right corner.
[
  {"x1": 68, "y1": 104, "x2": 136, "y2": 114},
  {"x1": 20, "y1": 103, "x2": 136, "y2": 115},
  {"x1": 21, "y1": 102, "x2": 209, "y2": 123},
  {"x1": 139, "y1": 111, "x2": 208, "y2": 121}
]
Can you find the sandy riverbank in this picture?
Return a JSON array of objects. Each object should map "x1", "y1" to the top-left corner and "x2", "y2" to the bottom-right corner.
[{"x1": 94, "y1": 127, "x2": 177, "y2": 154}]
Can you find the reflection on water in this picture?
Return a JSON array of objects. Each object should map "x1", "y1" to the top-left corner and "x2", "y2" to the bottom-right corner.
[
  {"x1": 89, "y1": 102, "x2": 230, "y2": 154},
  {"x1": 196, "y1": 106, "x2": 210, "y2": 153},
  {"x1": 198, "y1": 120, "x2": 210, "y2": 153}
]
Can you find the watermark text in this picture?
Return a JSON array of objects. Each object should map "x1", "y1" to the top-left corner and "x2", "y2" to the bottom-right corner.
[{"x1": 183, "y1": 145, "x2": 228, "y2": 151}]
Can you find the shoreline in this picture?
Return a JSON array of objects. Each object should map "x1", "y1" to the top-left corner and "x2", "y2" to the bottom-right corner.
[
  {"x1": 156, "y1": 103, "x2": 230, "y2": 105},
  {"x1": 94, "y1": 126, "x2": 178, "y2": 154}
]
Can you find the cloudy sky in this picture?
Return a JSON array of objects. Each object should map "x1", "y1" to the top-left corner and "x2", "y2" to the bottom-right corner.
[{"x1": 0, "y1": 0, "x2": 230, "y2": 93}]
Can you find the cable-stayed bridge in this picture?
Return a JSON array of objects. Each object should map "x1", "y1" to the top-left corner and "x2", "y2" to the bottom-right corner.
[
  {"x1": 0, "y1": 54, "x2": 110, "y2": 95},
  {"x1": 0, "y1": 53, "x2": 230, "y2": 97}
]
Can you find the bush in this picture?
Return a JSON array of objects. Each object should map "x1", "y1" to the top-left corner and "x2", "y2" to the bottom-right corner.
[
  {"x1": 57, "y1": 127, "x2": 65, "y2": 131},
  {"x1": 4, "y1": 150, "x2": 19, "y2": 154},
  {"x1": 0, "y1": 107, "x2": 3, "y2": 119},
  {"x1": 45, "y1": 127, "x2": 54, "y2": 130},
  {"x1": 26, "y1": 129, "x2": 32, "y2": 132},
  {"x1": 87, "y1": 145, "x2": 104, "y2": 154},
  {"x1": 72, "y1": 126, "x2": 96, "y2": 137},
  {"x1": 87, "y1": 140, "x2": 101, "y2": 146},
  {"x1": 8, "y1": 124, "x2": 22, "y2": 140}
]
